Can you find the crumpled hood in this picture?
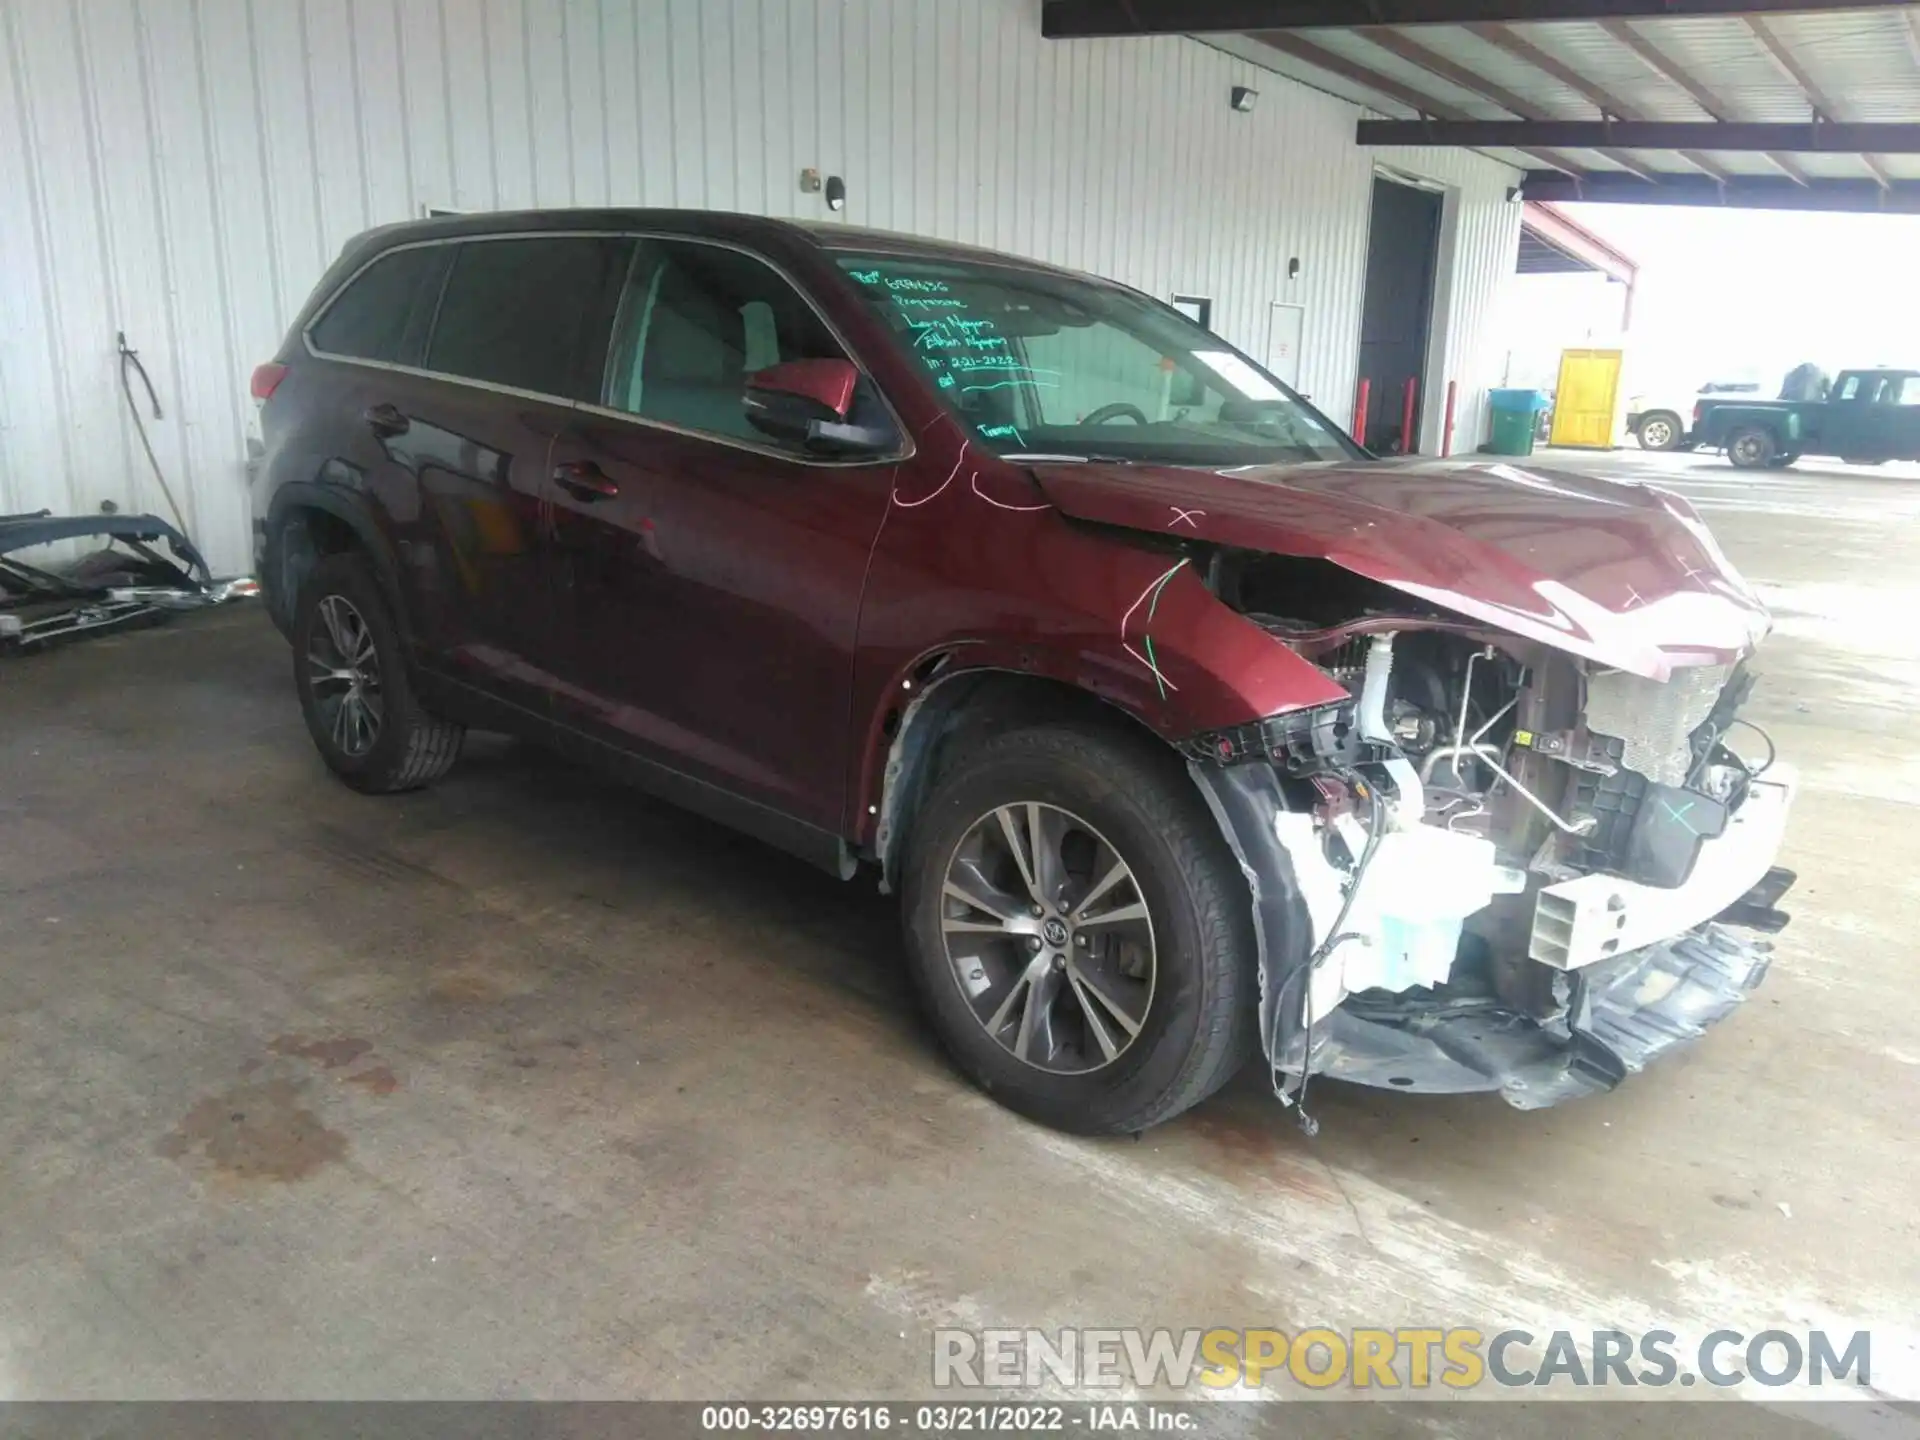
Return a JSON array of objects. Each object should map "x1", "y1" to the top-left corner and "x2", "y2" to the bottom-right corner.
[{"x1": 1029, "y1": 455, "x2": 1771, "y2": 680}]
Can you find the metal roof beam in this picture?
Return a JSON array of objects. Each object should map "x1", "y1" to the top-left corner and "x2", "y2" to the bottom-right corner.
[
  {"x1": 1520, "y1": 169, "x2": 1920, "y2": 212},
  {"x1": 1599, "y1": 18, "x2": 1809, "y2": 184},
  {"x1": 1746, "y1": 14, "x2": 1894, "y2": 189},
  {"x1": 1466, "y1": 22, "x2": 1733, "y2": 183},
  {"x1": 1042, "y1": 1, "x2": 1915, "y2": 38},
  {"x1": 1251, "y1": 31, "x2": 1583, "y2": 175},
  {"x1": 1356, "y1": 120, "x2": 1920, "y2": 151},
  {"x1": 1358, "y1": 27, "x2": 1664, "y2": 181}
]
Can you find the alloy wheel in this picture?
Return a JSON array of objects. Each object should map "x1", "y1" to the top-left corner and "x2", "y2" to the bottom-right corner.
[
  {"x1": 1641, "y1": 417, "x2": 1674, "y2": 449},
  {"x1": 939, "y1": 802, "x2": 1157, "y2": 1074},
  {"x1": 306, "y1": 594, "x2": 384, "y2": 758}
]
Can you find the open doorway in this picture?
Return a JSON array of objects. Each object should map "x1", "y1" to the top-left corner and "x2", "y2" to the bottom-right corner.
[{"x1": 1357, "y1": 175, "x2": 1442, "y2": 454}]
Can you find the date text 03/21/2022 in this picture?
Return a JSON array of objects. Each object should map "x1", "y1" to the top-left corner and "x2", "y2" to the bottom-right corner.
[{"x1": 699, "y1": 1404, "x2": 1188, "y2": 1432}]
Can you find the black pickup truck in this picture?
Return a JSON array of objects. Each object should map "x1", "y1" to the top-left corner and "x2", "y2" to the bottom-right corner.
[{"x1": 1693, "y1": 368, "x2": 1920, "y2": 469}]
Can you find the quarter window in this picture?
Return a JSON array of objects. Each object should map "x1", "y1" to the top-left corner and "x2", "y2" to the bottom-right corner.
[
  {"x1": 309, "y1": 246, "x2": 445, "y2": 365},
  {"x1": 601, "y1": 240, "x2": 855, "y2": 448},
  {"x1": 427, "y1": 237, "x2": 631, "y2": 399}
]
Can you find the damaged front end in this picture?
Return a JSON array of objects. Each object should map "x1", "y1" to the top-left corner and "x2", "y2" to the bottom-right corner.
[{"x1": 1186, "y1": 568, "x2": 1794, "y2": 1121}]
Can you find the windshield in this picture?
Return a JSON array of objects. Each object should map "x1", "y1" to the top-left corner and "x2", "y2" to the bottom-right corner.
[{"x1": 835, "y1": 255, "x2": 1361, "y2": 467}]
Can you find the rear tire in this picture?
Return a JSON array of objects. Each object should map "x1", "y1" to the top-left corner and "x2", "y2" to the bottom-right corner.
[
  {"x1": 1766, "y1": 452, "x2": 1799, "y2": 470},
  {"x1": 1634, "y1": 411, "x2": 1683, "y2": 451},
  {"x1": 899, "y1": 724, "x2": 1258, "y2": 1135},
  {"x1": 1727, "y1": 427, "x2": 1776, "y2": 470},
  {"x1": 291, "y1": 553, "x2": 464, "y2": 794}
]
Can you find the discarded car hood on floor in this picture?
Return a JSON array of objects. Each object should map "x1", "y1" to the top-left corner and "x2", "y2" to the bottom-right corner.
[{"x1": 1030, "y1": 457, "x2": 1771, "y2": 680}]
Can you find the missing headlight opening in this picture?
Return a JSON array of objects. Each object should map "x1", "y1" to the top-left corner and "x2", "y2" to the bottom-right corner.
[{"x1": 1187, "y1": 553, "x2": 1795, "y2": 1131}]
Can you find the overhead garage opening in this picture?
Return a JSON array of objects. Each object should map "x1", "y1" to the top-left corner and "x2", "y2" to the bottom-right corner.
[{"x1": 1358, "y1": 175, "x2": 1443, "y2": 454}]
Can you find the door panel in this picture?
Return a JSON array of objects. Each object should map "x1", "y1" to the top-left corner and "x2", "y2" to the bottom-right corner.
[
  {"x1": 395, "y1": 234, "x2": 633, "y2": 718},
  {"x1": 1265, "y1": 302, "x2": 1305, "y2": 391},
  {"x1": 542, "y1": 237, "x2": 898, "y2": 832},
  {"x1": 1358, "y1": 177, "x2": 1441, "y2": 453},
  {"x1": 1550, "y1": 349, "x2": 1624, "y2": 450},
  {"x1": 1838, "y1": 374, "x2": 1920, "y2": 459},
  {"x1": 396, "y1": 379, "x2": 572, "y2": 717},
  {"x1": 548, "y1": 416, "x2": 892, "y2": 829}
]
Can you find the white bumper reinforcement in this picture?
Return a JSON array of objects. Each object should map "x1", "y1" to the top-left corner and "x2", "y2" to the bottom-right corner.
[{"x1": 1528, "y1": 765, "x2": 1797, "y2": 971}]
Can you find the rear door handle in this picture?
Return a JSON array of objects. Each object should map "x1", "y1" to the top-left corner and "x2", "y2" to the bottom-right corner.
[
  {"x1": 363, "y1": 402, "x2": 409, "y2": 438},
  {"x1": 552, "y1": 460, "x2": 620, "y2": 500}
]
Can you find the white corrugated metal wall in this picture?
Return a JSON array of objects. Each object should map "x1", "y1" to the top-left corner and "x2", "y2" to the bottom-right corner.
[{"x1": 0, "y1": 0, "x2": 1520, "y2": 576}]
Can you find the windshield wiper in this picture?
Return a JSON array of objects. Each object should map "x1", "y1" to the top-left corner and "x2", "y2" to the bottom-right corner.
[{"x1": 1001, "y1": 451, "x2": 1137, "y2": 464}]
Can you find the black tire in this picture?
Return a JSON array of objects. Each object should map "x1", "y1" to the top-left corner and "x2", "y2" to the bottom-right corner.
[
  {"x1": 1766, "y1": 452, "x2": 1799, "y2": 470},
  {"x1": 1727, "y1": 427, "x2": 1776, "y2": 470},
  {"x1": 899, "y1": 724, "x2": 1258, "y2": 1135},
  {"x1": 1634, "y1": 411, "x2": 1684, "y2": 451},
  {"x1": 291, "y1": 553, "x2": 464, "y2": 794}
]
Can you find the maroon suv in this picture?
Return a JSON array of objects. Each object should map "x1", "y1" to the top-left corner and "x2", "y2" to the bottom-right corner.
[{"x1": 251, "y1": 209, "x2": 1795, "y2": 1135}]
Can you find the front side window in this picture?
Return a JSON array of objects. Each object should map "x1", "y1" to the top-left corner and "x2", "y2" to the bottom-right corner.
[
  {"x1": 834, "y1": 255, "x2": 1359, "y2": 467},
  {"x1": 600, "y1": 240, "x2": 862, "y2": 449},
  {"x1": 309, "y1": 246, "x2": 445, "y2": 365},
  {"x1": 427, "y1": 236, "x2": 631, "y2": 399}
]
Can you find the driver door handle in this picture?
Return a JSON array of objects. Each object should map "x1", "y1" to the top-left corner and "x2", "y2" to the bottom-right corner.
[{"x1": 552, "y1": 459, "x2": 620, "y2": 500}]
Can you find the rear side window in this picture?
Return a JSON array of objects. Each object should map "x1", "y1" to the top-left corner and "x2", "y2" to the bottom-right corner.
[
  {"x1": 601, "y1": 240, "x2": 852, "y2": 445},
  {"x1": 426, "y1": 236, "x2": 631, "y2": 400},
  {"x1": 308, "y1": 246, "x2": 445, "y2": 364}
]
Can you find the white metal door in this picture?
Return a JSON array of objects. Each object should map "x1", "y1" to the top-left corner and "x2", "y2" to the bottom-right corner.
[{"x1": 1265, "y1": 303, "x2": 1306, "y2": 390}]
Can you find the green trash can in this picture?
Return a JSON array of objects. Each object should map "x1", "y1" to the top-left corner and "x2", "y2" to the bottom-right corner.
[{"x1": 1488, "y1": 388, "x2": 1548, "y2": 457}]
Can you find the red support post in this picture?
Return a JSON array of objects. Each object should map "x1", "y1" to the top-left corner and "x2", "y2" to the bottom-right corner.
[
  {"x1": 1401, "y1": 376, "x2": 1419, "y2": 455},
  {"x1": 1443, "y1": 380, "x2": 1458, "y2": 457},
  {"x1": 1352, "y1": 378, "x2": 1370, "y2": 447}
]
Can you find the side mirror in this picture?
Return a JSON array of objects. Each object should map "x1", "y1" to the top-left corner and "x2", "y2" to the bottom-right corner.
[
  {"x1": 743, "y1": 358, "x2": 894, "y2": 456},
  {"x1": 744, "y1": 359, "x2": 857, "y2": 436}
]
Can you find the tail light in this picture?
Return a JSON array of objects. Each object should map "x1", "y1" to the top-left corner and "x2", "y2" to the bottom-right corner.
[
  {"x1": 1692, "y1": 400, "x2": 1704, "y2": 425},
  {"x1": 250, "y1": 362, "x2": 288, "y2": 402}
]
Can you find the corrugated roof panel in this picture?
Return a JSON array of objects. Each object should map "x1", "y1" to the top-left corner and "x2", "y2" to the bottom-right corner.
[
  {"x1": 1299, "y1": 28, "x2": 1515, "y2": 119},
  {"x1": 1563, "y1": 149, "x2": 1633, "y2": 174},
  {"x1": 1773, "y1": 10, "x2": 1920, "y2": 124},
  {"x1": 1623, "y1": 16, "x2": 1810, "y2": 123},
  {"x1": 1504, "y1": 20, "x2": 1714, "y2": 122},
  {"x1": 1626, "y1": 152, "x2": 1721, "y2": 180},
  {"x1": 1695, "y1": 151, "x2": 1793, "y2": 178},
  {"x1": 1406, "y1": 25, "x2": 1603, "y2": 119},
  {"x1": 1792, "y1": 152, "x2": 1885, "y2": 182}
]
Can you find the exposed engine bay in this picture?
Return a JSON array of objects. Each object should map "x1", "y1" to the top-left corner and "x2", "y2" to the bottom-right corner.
[{"x1": 1185, "y1": 552, "x2": 1796, "y2": 1126}]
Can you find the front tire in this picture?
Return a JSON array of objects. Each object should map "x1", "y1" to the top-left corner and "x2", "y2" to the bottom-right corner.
[
  {"x1": 1727, "y1": 427, "x2": 1776, "y2": 470},
  {"x1": 291, "y1": 553, "x2": 464, "y2": 793},
  {"x1": 1634, "y1": 411, "x2": 1683, "y2": 451},
  {"x1": 900, "y1": 725, "x2": 1258, "y2": 1135}
]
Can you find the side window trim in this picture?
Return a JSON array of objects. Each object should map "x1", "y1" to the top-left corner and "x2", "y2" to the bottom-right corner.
[{"x1": 301, "y1": 228, "x2": 913, "y2": 467}]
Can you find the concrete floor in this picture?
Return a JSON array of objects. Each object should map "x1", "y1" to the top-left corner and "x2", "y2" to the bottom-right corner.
[{"x1": 2, "y1": 450, "x2": 1917, "y2": 1423}]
